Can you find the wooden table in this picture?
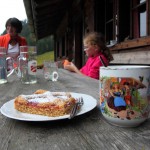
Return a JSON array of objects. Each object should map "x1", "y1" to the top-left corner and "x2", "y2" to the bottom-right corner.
[{"x1": 0, "y1": 69, "x2": 150, "y2": 150}]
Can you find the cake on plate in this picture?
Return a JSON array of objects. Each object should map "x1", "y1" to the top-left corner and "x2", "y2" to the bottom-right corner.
[{"x1": 14, "y1": 89, "x2": 76, "y2": 117}]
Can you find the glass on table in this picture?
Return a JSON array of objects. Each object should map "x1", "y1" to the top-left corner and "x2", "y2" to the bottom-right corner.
[
  {"x1": 0, "y1": 47, "x2": 14, "y2": 84},
  {"x1": 43, "y1": 61, "x2": 59, "y2": 81},
  {"x1": 17, "y1": 46, "x2": 37, "y2": 84}
]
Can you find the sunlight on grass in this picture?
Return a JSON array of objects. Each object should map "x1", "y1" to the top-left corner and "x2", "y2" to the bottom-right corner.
[{"x1": 37, "y1": 51, "x2": 54, "y2": 65}]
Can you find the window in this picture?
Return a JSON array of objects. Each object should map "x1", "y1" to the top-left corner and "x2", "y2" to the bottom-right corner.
[
  {"x1": 105, "y1": 0, "x2": 115, "y2": 44},
  {"x1": 131, "y1": 0, "x2": 146, "y2": 38},
  {"x1": 104, "y1": 0, "x2": 149, "y2": 46},
  {"x1": 104, "y1": 0, "x2": 130, "y2": 44}
]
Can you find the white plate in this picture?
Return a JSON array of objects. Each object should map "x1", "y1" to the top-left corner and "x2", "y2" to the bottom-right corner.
[{"x1": 0, "y1": 92, "x2": 97, "y2": 121}]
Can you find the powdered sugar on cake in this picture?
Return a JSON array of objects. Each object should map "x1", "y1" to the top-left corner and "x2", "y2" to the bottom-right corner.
[{"x1": 21, "y1": 91, "x2": 70, "y2": 103}]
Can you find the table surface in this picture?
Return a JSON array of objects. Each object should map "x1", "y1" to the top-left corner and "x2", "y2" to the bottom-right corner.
[{"x1": 0, "y1": 69, "x2": 150, "y2": 150}]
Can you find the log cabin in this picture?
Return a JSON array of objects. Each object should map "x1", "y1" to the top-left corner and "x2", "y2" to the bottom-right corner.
[{"x1": 23, "y1": 0, "x2": 150, "y2": 68}]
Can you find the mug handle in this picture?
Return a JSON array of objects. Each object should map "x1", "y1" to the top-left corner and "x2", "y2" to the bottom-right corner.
[
  {"x1": 52, "y1": 71, "x2": 59, "y2": 81},
  {"x1": 6, "y1": 57, "x2": 14, "y2": 77},
  {"x1": 44, "y1": 72, "x2": 50, "y2": 80}
]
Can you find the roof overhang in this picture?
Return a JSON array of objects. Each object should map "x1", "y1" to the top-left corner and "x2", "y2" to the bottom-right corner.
[{"x1": 23, "y1": 0, "x2": 72, "y2": 40}]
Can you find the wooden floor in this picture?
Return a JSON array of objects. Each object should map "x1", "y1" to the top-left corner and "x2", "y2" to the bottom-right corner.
[{"x1": 0, "y1": 69, "x2": 150, "y2": 150}]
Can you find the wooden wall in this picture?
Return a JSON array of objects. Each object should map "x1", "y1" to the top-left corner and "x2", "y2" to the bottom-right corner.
[
  {"x1": 110, "y1": 37, "x2": 150, "y2": 65},
  {"x1": 111, "y1": 48, "x2": 150, "y2": 64}
]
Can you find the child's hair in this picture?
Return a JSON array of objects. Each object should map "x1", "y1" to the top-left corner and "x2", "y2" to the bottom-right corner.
[{"x1": 83, "y1": 32, "x2": 114, "y2": 62}]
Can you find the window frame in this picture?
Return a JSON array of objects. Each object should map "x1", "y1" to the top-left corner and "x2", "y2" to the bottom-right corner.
[
  {"x1": 104, "y1": 0, "x2": 150, "y2": 50},
  {"x1": 131, "y1": 0, "x2": 147, "y2": 38}
]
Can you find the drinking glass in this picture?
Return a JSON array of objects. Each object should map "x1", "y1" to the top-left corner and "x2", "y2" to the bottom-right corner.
[
  {"x1": 43, "y1": 61, "x2": 59, "y2": 81},
  {"x1": 0, "y1": 47, "x2": 14, "y2": 84},
  {"x1": 17, "y1": 46, "x2": 37, "y2": 84}
]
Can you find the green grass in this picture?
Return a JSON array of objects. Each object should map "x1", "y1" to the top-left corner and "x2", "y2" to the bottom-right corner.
[{"x1": 37, "y1": 51, "x2": 54, "y2": 66}]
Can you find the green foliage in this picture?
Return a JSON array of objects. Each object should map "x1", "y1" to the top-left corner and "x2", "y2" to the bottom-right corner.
[
  {"x1": 36, "y1": 36, "x2": 54, "y2": 55},
  {"x1": 37, "y1": 51, "x2": 54, "y2": 66},
  {"x1": 21, "y1": 20, "x2": 54, "y2": 54}
]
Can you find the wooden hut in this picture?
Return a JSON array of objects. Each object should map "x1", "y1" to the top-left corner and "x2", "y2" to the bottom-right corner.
[{"x1": 23, "y1": 0, "x2": 150, "y2": 67}]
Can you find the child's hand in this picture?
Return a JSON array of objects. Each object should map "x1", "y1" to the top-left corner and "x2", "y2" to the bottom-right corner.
[
  {"x1": 64, "y1": 62, "x2": 77, "y2": 72},
  {"x1": 63, "y1": 60, "x2": 71, "y2": 67}
]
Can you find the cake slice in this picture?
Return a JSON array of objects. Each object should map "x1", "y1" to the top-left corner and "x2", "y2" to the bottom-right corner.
[{"x1": 14, "y1": 89, "x2": 76, "y2": 117}]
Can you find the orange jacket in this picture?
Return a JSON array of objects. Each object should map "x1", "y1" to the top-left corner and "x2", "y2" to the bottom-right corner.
[{"x1": 0, "y1": 34, "x2": 27, "y2": 53}]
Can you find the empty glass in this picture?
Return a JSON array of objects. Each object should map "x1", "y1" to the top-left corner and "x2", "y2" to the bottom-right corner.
[
  {"x1": 0, "y1": 47, "x2": 14, "y2": 84},
  {"x1": 43, "y1": 61, "x2": 59, "y2": 81},
  {"x1": 17, "y1": 46, "x2": 37, "y2": 84}
]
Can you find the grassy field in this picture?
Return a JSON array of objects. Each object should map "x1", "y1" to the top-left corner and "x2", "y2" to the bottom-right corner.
[{"x1": 37, "y1": 51, "x2": 54, "y2": 66}]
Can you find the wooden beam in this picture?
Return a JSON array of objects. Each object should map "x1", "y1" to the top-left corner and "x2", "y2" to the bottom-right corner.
[{"x1": 110, "y1": 36, "x2": 150, "y2": 51}]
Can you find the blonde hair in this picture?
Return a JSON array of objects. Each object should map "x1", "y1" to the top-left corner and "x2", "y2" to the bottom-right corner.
[{"x1": 83, "y1": 32, "x2": 113, "y2": 62}]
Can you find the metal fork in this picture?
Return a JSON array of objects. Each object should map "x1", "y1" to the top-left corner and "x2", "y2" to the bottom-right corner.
[{"x1": 69, "y1": 97, "x2": 84, "y2": 119}]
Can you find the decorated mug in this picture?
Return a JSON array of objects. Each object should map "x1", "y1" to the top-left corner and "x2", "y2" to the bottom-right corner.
[{"x1": 99, "y1": 65, "x2": 150, "y2": 127}]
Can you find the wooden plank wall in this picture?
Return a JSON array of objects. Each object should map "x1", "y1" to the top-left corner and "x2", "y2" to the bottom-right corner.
[
  {"x1": 110, "y1": 37, "x2": 150, "y2": 65},
  {"x1": 111, "y1": 46, "x2": 150, "y2": 64}
]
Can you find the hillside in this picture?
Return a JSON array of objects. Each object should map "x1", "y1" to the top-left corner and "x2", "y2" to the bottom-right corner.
[{"x1": 37, "y1": 51, "x2": 54, "y2": 66}]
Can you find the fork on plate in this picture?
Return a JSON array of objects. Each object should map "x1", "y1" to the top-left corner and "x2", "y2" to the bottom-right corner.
[{"x1": 69, "y1": 97, "x2": 84, "y2": 119}]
